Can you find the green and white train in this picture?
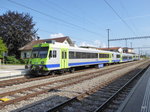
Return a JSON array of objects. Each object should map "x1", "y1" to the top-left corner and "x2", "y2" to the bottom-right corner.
[{"x1": 25, "y1": 41, "x2": 139, "y2": 76}]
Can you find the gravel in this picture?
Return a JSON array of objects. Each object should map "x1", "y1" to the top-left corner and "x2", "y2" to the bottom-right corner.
[
  {"x1": 0, "y1": 60, "x2": 147, "y2": 112},
  {"x1": 0, "y1": 61, "x2": 139, "y2": 93}
]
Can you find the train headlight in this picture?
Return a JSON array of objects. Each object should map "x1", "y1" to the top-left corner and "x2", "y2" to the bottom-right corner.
[{"x1": 41, "y1": 61, "x2": 44, "y2": 64}]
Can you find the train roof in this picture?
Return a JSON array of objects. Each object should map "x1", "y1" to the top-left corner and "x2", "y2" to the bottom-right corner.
[{"x1": 33, "y1": 42, "x2": 135, "y2": 55}]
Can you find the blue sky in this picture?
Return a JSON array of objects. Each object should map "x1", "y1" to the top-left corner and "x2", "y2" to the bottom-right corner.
[{"x1": 1, "y1": 0, "x2": 150, "y2": 54}]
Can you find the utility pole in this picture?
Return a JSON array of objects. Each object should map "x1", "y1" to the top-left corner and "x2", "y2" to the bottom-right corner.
[
  {"x1": 125, "y1": 39, "x2": 127, "y2": 48},
  {"x1": 130, "y1": 42, "x2": 132, "y2": 48},
  {"x1": 138, "y1": 48, "x2": 140, "y2": 56},
  {"x1": 107, "y1": 29, "x2": 110, "y2": 49}
]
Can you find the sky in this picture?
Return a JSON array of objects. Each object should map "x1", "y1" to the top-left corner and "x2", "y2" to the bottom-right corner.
[{"x1": 1, "y1": 0, "x2": 150, "y2": 54}]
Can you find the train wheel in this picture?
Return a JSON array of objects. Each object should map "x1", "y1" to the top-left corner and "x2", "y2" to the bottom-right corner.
[
  {"x1": 50, "y1": 71, "x2": 55, "y2": 76},
  {"x1": 70, "y1": 68, "x2": 75, "y2": 73},
  {"x1": 59, "y1": 70, "x2": 64, "y2": 74}
]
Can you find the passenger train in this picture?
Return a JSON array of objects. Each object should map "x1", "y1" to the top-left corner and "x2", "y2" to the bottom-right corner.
[{"x1": 25, "y1": 41, "x2": 139, "y2": 76}]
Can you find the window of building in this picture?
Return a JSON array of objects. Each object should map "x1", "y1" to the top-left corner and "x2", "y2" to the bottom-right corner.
[{"x1": 24, "y1": 52, "x2": 27, "y2": 58}]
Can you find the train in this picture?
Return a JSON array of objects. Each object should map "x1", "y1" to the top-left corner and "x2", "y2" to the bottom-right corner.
[{"x1": 25, "y1": 41, "x2": 140, "y2": 76}]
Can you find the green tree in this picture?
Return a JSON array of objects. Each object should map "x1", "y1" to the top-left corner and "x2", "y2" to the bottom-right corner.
[
  {"x1": 0, "y1": 11, "x2": 37, "y2": 58},
  {"x1": 0, "y1": 38, "x2": 7, "y2": 58}
]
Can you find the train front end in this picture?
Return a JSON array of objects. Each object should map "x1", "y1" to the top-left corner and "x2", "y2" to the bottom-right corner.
[{"x1": 25, "y1": 43, "x2": 50, "y2": 76}]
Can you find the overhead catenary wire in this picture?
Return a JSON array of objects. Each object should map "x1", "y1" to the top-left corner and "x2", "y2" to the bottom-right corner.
[
  {"x1": 44, "y1": 0, "x2": 105, "y2": 32},
  {"x1": 0, "y1": 6, "x2": 104, "y2": 45},
  {"x1": 119, "y1": 0, "x2": 140, "y2": 35},
  {"x1": 103, "y1": 0, "x2": 137, "y2": 36},
  {"x1": 7, "y1": 0, "x2": 104, "y2": 37}
]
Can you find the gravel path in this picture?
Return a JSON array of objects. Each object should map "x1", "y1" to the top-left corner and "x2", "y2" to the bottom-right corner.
[{"x1": 0, "y1": 60, "x2": 147, "y2": 112}]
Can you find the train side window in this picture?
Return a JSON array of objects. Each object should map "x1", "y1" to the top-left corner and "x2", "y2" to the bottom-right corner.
[
  {"x1": 87, "y1": 53, "x2": 90, "y2": 58},
  {"x1": 69, "y1": 51, "x2": 76, "y2": 59},
  {"x1": 62, "y1": 51, "x2": 64, "y2": 59},
  {"x1": 64, "y1": 52, "x2": 67, "y2": 59},
  {"x1": 82, "y1": 52, "x2": 86, "y2": 58},
  {"x1": 49, "y1": 51, "x2": 52, "y2": 58},
  {"x1": 99, "y1": 53, "x2": 109, "y2": 58},
  {"x1": 53, "y1": 50, "x2": 57, "y2": 58},
  {"x1": 76, "y1": 52, "x2": 80, "y2": 58},
  {"x1": 69, "y1": 51, "x2": 73, "y2": 59},
  {"x1": 112, "y1": 54, "x2": 114, "y2": 57},
  {"x1": 117, "y1": 54, "x2": 120, "y2": 58},
  {"x1": 96, "y1": 53, "x2": 98, "y2": 58}
]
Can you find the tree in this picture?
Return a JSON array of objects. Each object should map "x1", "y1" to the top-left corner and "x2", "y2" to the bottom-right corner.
[
  {"x1": 0, "y1": 11, "x2": 37, "y2": 58},
  {"x1": 0, "y1": 38, "x2": 7, "y2": 58}
]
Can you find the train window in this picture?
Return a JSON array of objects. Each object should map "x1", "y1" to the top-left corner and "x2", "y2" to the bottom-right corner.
[
  {"x1": 112, "y1": 54, "x2": 114, "y2": 57},
  {"x1": 116, "y1": 54, "x2": 120, "y2": 58},
  {"x1": 69, "y1": 51, "x2": 77, "y2": 59},
  {"x1": 69, "y1": 51, "x2": 98, "y2": 59},
  {"x1": 99, "y1": 53, "x2": 109, "y2": 58},
  {"x1": 96, "y1": 53, "x2": 98, "y2": 58},
  {"x1": 61, "y1": 52, "x2": 63, "y2": 59},
  {"x1": 129, "y1": 56, "x2": 132, "y2": 59},
  {"x1": 106, "y1": 54, "x2": 108, "y2": 58},
  {"x1": 53, "y1": 50, "x2": 57, "y2": 58},
  {"x1": 69, "y1": 51, "x2": 73, "y2": 59},
  {"x1": 49, "y1": 51, "x2": 52, "y2": 58},
  {"x1": 76, "y1": 52, "x2": 81, "y2": 58},
  {"x1": 87, "y1": 53, "x2": 90, "y2": 58},
  {"x1": 64, "y1": 52, "x2": 67, "y2": 59},
  {"x1": 62, "y1": 51, "x2": 64, "y2": 59},
  {"x1": 49, "y1": 50, "x2": 57, "y2": 58},
  {"x1": 82, "y1": 52, "x2": 86, "y2": 58},
  {"x1": 39, "y1": 51, "x2": 48, "y2": 58},
  {"x1": 123, "y1": 56, "x2": 128, "y2": 59},
  {"x1": 93, "y1": 53, "x2": 98, "y2": 58}
]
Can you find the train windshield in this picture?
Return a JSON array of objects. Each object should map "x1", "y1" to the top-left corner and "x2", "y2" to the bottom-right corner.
[{"x1": 31, "y1": 47, "x2": 49, "y2": 58}]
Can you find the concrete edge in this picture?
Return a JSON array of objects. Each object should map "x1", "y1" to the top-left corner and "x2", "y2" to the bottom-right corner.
[
  {"x1": 0, "y1": 70, "x2": 28, "y2": 79},
  {"x1": 116, "y1": 66, "x2": 150, "y2": 112}
]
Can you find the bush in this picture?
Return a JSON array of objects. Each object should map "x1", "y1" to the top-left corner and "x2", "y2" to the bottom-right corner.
[
  {"x1": 0, "y1": 55, "x2": 2, "y2": 58},
  {"x1": 5, "y1": 56, "x2": 20, "y2": 64},
  {"x1": 19, "y1": 59, "x2": 29, "y2": 64},
  {"x1": 4, "y1": 56, "x2": 29, "y2": 64}
]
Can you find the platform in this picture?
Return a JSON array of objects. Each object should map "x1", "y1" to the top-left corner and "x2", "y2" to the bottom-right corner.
[
  {"x1": 117, "y1": 66, "x2": 150, "y2": 112},
  {"x1": 0, "y1": 65, "x2": 26, "y2": 79}
]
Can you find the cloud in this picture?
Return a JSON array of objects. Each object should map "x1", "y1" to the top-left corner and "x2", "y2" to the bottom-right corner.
[
  {"x1": 79, "y1": 40, "x2": 106, "y2": 48},
  {"x1": 50, "y1": 33, "x2": 65, "y2": 38}
]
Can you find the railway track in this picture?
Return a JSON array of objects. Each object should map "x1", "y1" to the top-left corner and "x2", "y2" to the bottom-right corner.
[
  {"x1": 45, "y1": 61, "x2": 149, "y2": 112},
  {"x1": 0, "y1": 60, "x2": 143, "y2": 87},
  {"x1": 0, "y1": 61, "x2": 147, "y2": 108},
  {"x1": 0, "y1": 66, "x2": 98, "y2": 87}
]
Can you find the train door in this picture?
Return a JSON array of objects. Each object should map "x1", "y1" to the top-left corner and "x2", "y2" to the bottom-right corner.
[
  {"x1": 109, "y1": 53, "x2": 112, "y2": 63},
  {"x1": 60, "y1": 48, "x2": 68, "y2": 69},
  {"x1": 120, "y1": 53, "x2": 123, "y2": 62}
]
